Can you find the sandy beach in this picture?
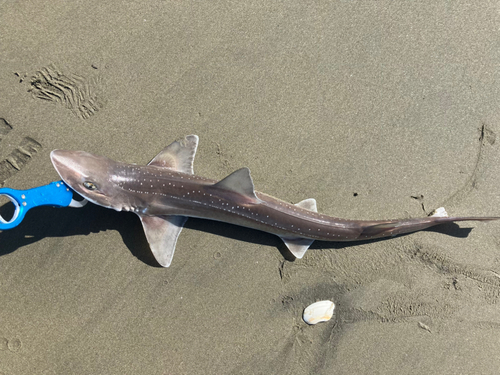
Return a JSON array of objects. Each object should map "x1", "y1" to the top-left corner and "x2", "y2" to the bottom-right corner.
[{"x1": 1, "y1": 1, "x2": 500, "y2": 374}]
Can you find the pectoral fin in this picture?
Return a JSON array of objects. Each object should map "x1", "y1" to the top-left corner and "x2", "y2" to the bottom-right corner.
[{"x1": 138, "y1": 214, "x2": 188, "y2": 267}]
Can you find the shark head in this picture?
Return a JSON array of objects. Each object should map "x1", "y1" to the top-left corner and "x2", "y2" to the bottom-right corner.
[{"x1": 51, "y1": 150, "x2": 120, "y2": 209}]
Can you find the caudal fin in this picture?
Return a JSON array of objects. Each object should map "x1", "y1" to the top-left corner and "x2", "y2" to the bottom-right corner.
[{"x1": 360, "y1": 207, "x2": 500, "y2": 240}]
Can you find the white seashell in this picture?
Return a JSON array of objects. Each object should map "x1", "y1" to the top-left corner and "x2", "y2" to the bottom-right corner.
[{"x1": 303, "y1": 300, "x2": 335, "y2": 325}]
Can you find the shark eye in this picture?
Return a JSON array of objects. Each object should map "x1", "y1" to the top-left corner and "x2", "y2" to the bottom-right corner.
[{"x1": 83, "y1": 181, "x2": 97, "y2": 190}]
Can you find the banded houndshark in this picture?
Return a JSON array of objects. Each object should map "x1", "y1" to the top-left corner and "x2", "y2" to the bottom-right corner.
[{"x1": 50, "y1": 135, "x2": 499, "y2": 267}]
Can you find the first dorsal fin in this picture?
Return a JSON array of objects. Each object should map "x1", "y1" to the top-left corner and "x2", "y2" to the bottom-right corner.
[
  {"x1": 148, "y1": 135, "x2": 199, "y2": 174},
  {"x1": 213, "y1": 167, "x2": 258, "y2": 201}
]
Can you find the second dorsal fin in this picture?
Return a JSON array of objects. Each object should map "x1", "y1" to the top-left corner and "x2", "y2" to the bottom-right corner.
[
  {"x1": 148, "y1": 135, "x2": 199, "y2": 174},
  {"x1": 295, "y1": 198, "x2": 317, "y2": 212},
  {"x1": 213, "y1": 167, "x2": 258, "y2": 200}
]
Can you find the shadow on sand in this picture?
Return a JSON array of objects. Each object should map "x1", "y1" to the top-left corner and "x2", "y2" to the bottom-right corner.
[{"x1": 0, "y1": 202, "x2": 473, "y2": 266}]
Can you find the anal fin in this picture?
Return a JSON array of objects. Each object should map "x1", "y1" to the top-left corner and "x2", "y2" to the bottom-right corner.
[
  {"x1": 280, "y1": 236, "x2": 315, "y2": 259},
  {"x1": 279, "y1": 198, "x2": 318, "y2": 259},
  {"x1": 138, "y1": 214, "x2": 188, "y2": 267}
]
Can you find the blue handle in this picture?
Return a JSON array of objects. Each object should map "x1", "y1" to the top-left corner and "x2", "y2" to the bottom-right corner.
[{"x1": 0, "y1": 180, "x2": 73, "y2": 230}]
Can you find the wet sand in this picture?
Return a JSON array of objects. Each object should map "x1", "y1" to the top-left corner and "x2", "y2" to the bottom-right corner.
[{"x1": 1, "y1": 2, "x2": 500, "y2": 374}]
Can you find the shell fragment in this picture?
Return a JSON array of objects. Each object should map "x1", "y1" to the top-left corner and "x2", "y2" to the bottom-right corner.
[{"x1": 303, "y1": 300, "x2": 335, "y2": 325}]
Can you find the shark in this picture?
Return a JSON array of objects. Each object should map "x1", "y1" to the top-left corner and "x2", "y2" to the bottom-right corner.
[{"x1": 50, "y1": 135, "x2": 499, "y2": 267}]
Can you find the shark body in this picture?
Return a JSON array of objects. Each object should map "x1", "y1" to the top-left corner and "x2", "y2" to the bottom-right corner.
[{"x1": 50, "y1": 135, "x2": 498, "y2": 267}]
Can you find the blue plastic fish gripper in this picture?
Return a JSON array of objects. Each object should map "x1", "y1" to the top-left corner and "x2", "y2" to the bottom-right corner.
[{"x1": 0, "y1": 180, "x2": 86, "y2": 230}]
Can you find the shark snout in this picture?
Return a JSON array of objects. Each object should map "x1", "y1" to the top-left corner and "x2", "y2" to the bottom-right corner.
[
  {"x1": 50, "y1": 150, "x2": 74, "y2": 178},
  {"x1": 50, "y1": 149, "x2": 114, "y2": 190},
  {"x1": 50, "y1": 149, "x2": 95, "y2": 184},
  {"x1": 50, "y1": 149, "x2": 70, "y2": 165}
]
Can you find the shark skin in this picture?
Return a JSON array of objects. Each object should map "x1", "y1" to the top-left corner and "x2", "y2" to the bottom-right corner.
[{"x1": 50, "y1": 135, "x2": 499, "y2": 267}]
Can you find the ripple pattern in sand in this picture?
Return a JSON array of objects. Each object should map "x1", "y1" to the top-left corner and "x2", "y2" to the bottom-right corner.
[{"x1": 29, "y1": 65, "x2": 102, "y2": 119}]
